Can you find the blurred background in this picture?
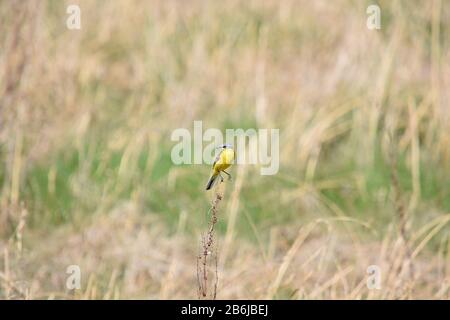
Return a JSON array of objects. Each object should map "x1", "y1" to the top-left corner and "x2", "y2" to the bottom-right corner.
[{"x1": 0, "y1": 0, "x2": 449, "y2": 299}]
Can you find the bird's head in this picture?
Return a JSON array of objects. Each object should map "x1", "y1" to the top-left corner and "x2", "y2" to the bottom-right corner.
[{"x1": 217, "y1": 144, "x2": 233, "y2": 149}]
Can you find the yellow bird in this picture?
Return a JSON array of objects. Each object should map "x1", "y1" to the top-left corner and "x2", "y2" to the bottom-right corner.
[{"x1": 205, "y1": 144, "x2": 235, "y2": 190}]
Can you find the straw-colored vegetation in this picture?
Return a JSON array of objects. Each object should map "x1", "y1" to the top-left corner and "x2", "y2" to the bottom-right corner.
[{"x1": 1, "y1": 0, "x2": 449, "y2": 299}]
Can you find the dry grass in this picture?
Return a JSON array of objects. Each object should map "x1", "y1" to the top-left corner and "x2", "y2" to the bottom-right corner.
[{"x1": 1, "y1": 0, "x2": 450, "y2": 299}]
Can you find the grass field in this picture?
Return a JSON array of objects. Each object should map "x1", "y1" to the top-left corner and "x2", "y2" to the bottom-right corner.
[{"x1": 1, "y1": 0, "x2": 450, "y2": 299}]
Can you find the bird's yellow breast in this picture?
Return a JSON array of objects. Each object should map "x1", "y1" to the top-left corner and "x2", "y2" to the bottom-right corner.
[{"x1": 213, "y1": 148, "x2": 235, "y2": 172}]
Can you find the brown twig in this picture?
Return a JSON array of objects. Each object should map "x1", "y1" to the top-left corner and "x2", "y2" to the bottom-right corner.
[{"x1": 197, "y1": 191, "x2": 223, "y2": 299}]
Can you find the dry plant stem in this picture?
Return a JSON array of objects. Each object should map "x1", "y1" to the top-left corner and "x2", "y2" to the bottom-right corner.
[
  {"x1": 0, "y1": 272, "x2": 27, "y2": 299},
  {"x1": 198, "y1": 191, "x2": 223, "y2": 299}
]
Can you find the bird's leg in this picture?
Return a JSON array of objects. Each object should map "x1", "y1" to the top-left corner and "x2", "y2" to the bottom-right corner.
[
  {"x1": 222, "y1": 170, "x2": 232, "y2": 181},
  {"x1": 218, "y1": 172, "x2": 224, "y2": 183}
]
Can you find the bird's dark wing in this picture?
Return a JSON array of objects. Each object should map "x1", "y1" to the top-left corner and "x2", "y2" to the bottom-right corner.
[{"x1": 212, "y1": 149, "x2": 223, "y2": 168}]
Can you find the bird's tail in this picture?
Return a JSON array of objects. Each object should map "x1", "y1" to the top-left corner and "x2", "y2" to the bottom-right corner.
[{"x1": 205, "y1": 173, "x2": 219, "y2": 190}]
